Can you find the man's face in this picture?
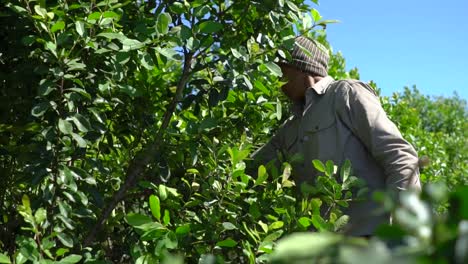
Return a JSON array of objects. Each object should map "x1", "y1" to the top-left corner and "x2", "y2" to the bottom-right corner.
[{"x1": 280, "y1": 64, "x2": 307, "y2": 102}]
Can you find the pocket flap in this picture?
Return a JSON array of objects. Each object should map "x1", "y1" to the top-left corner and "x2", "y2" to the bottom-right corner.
[{"x1": 302, "y1": 109, "x2": 336, "y2": 133}]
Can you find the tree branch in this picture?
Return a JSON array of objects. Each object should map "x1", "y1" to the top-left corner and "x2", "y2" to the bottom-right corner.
[{"x1": 83, "y1": 51, "x2": 194, "y2": 246}]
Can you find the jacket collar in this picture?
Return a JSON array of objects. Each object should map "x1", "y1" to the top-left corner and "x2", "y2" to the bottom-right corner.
[
  {"x1": 309, "y1": 76, "x2": 335, "y2": 95},
  {"x1": 292, "y1": 76, "x2": 335, "y2": 117}
]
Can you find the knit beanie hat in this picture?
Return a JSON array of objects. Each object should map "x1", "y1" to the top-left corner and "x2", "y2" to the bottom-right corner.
[{"x1": 282, "y1": 36, "x2": 329, "y2": 77}]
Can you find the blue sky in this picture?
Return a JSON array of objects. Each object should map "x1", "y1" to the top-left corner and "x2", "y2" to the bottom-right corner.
[{"x1": 309, "y1": 0, "x2": 468, "y2": 99}]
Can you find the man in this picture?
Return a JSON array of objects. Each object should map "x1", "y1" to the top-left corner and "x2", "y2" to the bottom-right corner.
[{"x1": 251, "y1": 36, "x2": 421, "y2": 236}]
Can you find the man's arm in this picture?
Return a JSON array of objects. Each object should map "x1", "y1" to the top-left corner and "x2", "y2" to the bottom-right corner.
[{"x1": 335, "y1": 81, "x2": 421, "y2": 191}]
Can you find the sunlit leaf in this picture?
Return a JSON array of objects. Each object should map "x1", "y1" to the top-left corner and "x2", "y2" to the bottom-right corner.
[
  {"x1": 270, "y1": 233, "x2": 341, "y2": 261},
  {"x1": 51, "y1": 21, "x2": 65, "y2": 33},
  {"x1": 216, "y1": 238, "x2": 237, "y2": 248},
  {"x1": 0, "y1": 253, "x2": 11, "y2": 264},
  {"x1": 222, "y1": 222, "x2": 237, "y2": 230},
  {"x1": 57, "y1": 232, "x2": 73, "y2": 248},
  {"x1": 59, "y1": 255, "x2": 82, "y2": 264},
  {"x1": 264, "y1": 62, "x2": 282, "y2": 77},
  {"x1": 312, "y1": 160, "x2": 326, "y2": 173},
  {"x1": 58, "y1": 119, "x2": 73, "y2": 135},
  {"x1": 149, "y1": 195, "x2": 161, "y2": 221},
  {"x1": 254, "y1": 165, "x2": 268, "y2": 185},
  {"x1": 156, "y1": 13, "x2": 171, "y2": 35}
]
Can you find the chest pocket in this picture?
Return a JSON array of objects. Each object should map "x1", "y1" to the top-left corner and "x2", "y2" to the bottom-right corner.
[
  {"x1": 302, "y1": 110, "x2": 336, "y2": 134},
  {"x1": 301, "y1": 93, "x2": 337, "y2": 135},
  {"x1": 299, "y1": 94, "x2": 339, "y2": 163}
]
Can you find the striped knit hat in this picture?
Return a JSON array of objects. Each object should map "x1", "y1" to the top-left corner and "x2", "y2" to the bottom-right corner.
[{"x1": 283, "y1": 36, "x2": 329, "y2": 77}]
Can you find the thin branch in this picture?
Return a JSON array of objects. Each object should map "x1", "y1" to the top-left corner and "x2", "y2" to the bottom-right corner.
[{"x1": 83, "y1": 51, "x2": 194, "y2": 246}]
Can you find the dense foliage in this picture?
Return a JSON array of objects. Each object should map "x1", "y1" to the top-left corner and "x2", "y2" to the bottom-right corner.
[{"x1": 0, "y1": 0, "x2": 466, "y2": 263}]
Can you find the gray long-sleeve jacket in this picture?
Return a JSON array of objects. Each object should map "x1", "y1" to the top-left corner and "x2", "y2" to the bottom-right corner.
[{"x1": 252, "y1": 76, "x2": 421, "y2": 236}]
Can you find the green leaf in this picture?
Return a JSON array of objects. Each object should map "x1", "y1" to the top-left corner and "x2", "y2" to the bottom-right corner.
[
  {"x1": 58, "y1": 119, "x2": 73, "y2": 135},
  {"x1": 285, "y1": 1, "x2": 300, "y2": 12},
  {"x1": 312, "y1": 160, "x2": 326, "y2": 173},
  {"x1": 198, "y1": 117, "x2": 217, "y2": 132},
  {"x1": 66, "y1": 59, "x2": 86, "y2": 71},
  {"x1": 119, "y1": 84, "x2": 138, "y2": 97},
  {"x1": 34, "y1": 5, "x2": 46, "y2": 18},
  {"x1": 263, "y1": 230, "x2": 284, "y2": 243},
  {"x1": 66, "y1": 88, "x2": 91, "y2": 99},
  {"x1": 156, "y1": 13, "x2": 171, "y2": 35},
  {"x1": 97, "y1": 32, "x2": 127, "y2": 41},
  {"x1": 222, "y1": 222, "x2": 237, "y2": 230},
  {"x1": 317, "y1": 19, "x2": 340, "y2": 26},
  {"x1": 228, "y1": 147, "x2": 250, "y2": 165},
  {"x1": 311, "y1": 214, "x2": 329, "y2": 231},
  {"x1": 170, "y1": 2, "x2": 185, "y2": 14},
  {"x1": 71, "y1": 114, "x2": 92, "y2": 132},
  {"x1": 55, "y1": 248, "x2": 69, "y2": 257},
  {"x1": 75, "y1": 21, "x2": 85, "y2": 36},
  {"x1": 333, "y1": 215, "x2": 349, "y2": 231},
  {"x1": 276, "y1": 98, "x2": 282, "y2": 121},
  {"x1": 56, "y1": 233, "x2": 73, "y2": 248},
  {"x1": 159, "y1": 185, "x2": 168, "y2": 201},
  {"x1": 7, "y1": 4, "x2": 28, "y2": 15},
  {"x1": 242, "y1": 75, "x2": 253, "y2": 90},
  {"x1": 139, "y1": 52, "x2": 154, "y2": 70},
  {"x1": 216, "y1": 238, "x2": 237, "y2": 248},
  {"x1": 298, "y1": 217, "x2": 311, "y2": 228},
  {"x1": 269, "y1": 221, "x2": 284, "y2": 230},
  {"x1": 57, "y1": 215, "x2": 74, "y2": 230},
  {"x1": 254, "y1": 80, "x2": 270, "y2": 96},
  {"x1": 231, "y1": 48, "x2": 243, "y2": 59},
  {"x1": 282, "y1": 164, "x2": 292, "y2": 182},
  {"x1": 175, "y1": 224, "x2": 191, "y2": 235},
  {"x1": 58, "y1": 255, "x2": 82, "y2": 264},
  {"x1": 199, "y1": 21, "x2": 222, "y2": 34},
  {"x1": 149, "y1": 195, "x2": 161, "y2": 221},
  {"x1": 254, "y1": 165, "x2": 268, "y2": 185},
  {"x1": 76, "y1": 191, "x2": 88, "y2": 206},
  {"x1": 102, "y1": 11, "x2": 120, "y2": 19},
  {"x1": 71, "y1": 133, "x2": 87, "y2": 148},
  {"x1": 51, "y1": 21, "x2": 65, "y2": 33},
  {"x1": 163, "y1": 209, "x2": 170, "y2": 225},
  {"x1": 126, "y1": 213, "x2": 152, "y2": 227},
  {"x1": 21, "y1": 195, "x2": 31, "y2": 212},
  {"x1": 270, "y1": 233, "x2": 341, "y2": 261},
  {"x1": 45, "y1": 41, "x2": 57, "y2": 57},
  {"x1": 62, "y1": 192, "x2": 76, "y2": 203},
  {"x1": 0, "y1": 253, "x2": 11, "y2": 264},
  {"x1": 38, "y1": 80, "x2": 55, "y2": 96},
  {"x1": 340, "y1": 159, "x2": 351, "y2": 184},
  {"x1": 258, "y1": 221, "x2": 268, "y2": 233},
  {"x1": 31, "y1": 102, "x2": 49, "y2": 117},
  {"x1": 87, "y1": 12, "x2": 101, "y2": 22},
  {"x1": 161, "y1": 231, "x2": 178, "y2": 249},
  {"x1": 156, "y1": 47, "x2": 178, "y2": 60},
  {"x1": 34, "y1": 208, "x2": 46, "y2": 224},
  {"x1": 194, "y1": 5, "x2": 210, "y2": 17},
  {"x1": 122, "y1": 38, "x2": 145, "y2": 51},
  {"x1": 264, "y1": 62, "x2": 282, "y2": 77},
  {"x1": 325, "y1": 160, "x2": 334, "y2": 177},
  {"x1": 311, "y1": 9, "x2": 322, "y2": 22}
]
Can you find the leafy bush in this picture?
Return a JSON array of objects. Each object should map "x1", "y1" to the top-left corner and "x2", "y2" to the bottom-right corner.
[
  {"x1": 0, "y1": 0, "x2": 466, "y2": 263},
  {"x1": 381, "y1": 87, "x2": 467, "y2": 189}
]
